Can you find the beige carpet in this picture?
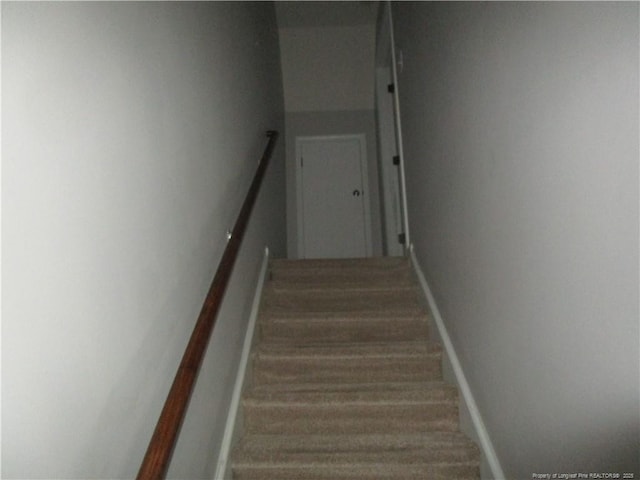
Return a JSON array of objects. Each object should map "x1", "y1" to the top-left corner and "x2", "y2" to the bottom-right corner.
[{"x1": 231, "y1": 256, "x2": 480, "y2": 479}]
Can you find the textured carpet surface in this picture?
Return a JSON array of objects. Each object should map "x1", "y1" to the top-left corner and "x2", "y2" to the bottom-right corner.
[{"x1": 231, "y1": 256, "x2": 480, "y2": 479}]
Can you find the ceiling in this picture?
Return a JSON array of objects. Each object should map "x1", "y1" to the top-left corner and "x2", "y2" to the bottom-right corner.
[{"x1": 275, "y1": 1, "x2": 380, "y2": 28}]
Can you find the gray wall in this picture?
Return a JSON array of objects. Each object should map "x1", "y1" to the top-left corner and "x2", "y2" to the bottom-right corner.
[
  {"x1": 392, "y1": 2, "x2": 639, "y2": 478},
  {"x1": 278, "y1": 24, "x2": 382, "y2": 257},
  {"x1": 279, "y1": 25, "x2": 375, "y2": 113},
  {"x1": 2, "y1": 2, "x2": 285, "y2": 478}
]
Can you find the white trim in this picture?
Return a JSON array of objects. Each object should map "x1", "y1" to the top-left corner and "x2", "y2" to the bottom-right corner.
[
  {"x1": 387, "y1": 1, "x2": 411, "y2": 249},
  {"x1": 294, "y1": 134, "x2": 372, "y2": 259},
  {"x1": 409, "y1": 244, "x2": 506, "y2": 480},
  {"x1": 374, "y1": 66, "x2": 404, "y2": 257},
  {"x1": 213, "y1": 247, "x2": 270, "y2": 480},
  {"x1": 374, "y1": 3, "x2": 403, "y2": 257}
]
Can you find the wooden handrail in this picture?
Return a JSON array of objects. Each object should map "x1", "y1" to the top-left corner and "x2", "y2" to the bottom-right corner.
[{"x1": 137, "y1": 130, "x2": 279, "y2": 480}]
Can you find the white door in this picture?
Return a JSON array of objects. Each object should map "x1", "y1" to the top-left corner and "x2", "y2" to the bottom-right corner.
[{"x1": 296, "y1": 135, "x2": 371, "y2": 259}]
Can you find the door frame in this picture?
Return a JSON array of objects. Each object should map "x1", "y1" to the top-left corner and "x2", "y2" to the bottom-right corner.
[
  {"x1": 375, "y1": 1, "x2": 411, "y2": 253},
  {"x1": 375, "y1": 65, "x2": 404, "y2": 257},
  {"x1": 295, "y1": 134, "x2": 372, "y2": 258}
]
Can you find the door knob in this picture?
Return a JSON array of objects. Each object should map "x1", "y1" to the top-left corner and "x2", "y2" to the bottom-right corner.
[{"x1": 352, "y1": 189, "x2": 361, "y2": 197}]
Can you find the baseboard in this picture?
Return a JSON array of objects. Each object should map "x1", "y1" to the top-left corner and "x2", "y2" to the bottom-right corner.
[
  {"x1": 212, "y1": 247, "x2": 270, "y2": 480},
  {"x1": 408, "y1": 244, "x2": 506, "y2": 480}
]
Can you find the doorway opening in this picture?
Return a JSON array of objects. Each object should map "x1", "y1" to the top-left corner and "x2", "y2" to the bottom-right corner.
[{"x1": 295, "y1": 134, "x2": 372, "y2": 259}]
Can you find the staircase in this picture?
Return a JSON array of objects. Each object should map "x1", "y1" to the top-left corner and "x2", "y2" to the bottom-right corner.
[{"x1": 230, "y1": 256, "x2": 481, "y2": 479}]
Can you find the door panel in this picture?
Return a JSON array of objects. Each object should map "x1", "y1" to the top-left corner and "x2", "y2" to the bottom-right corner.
[{"x1": 298, "y1": 136, "x2": 369, "y2": 259}]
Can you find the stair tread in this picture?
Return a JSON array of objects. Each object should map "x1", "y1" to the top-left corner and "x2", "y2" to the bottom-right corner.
[
  {"x1": 261, "y1": 296, "x2": 422, "y2": 315},
  {"x1": 236, "y1": 431, "x2": 479, "y2": 450},
  {"x1": 234, "y1": 432, "x2": 479, "y2": 463},
  {"x1": 232, "y1": 464, "x2": 479, "y2": 480},
  {"x1": 268, "y1": 276, "x2": 414, "y2": 290},
  {"x1": 245, "y1": 381, "x2": 457, "y2": 404},
  {"x1": 260, "y1": 310, "x2": 428, "y2": 322},
  {"x1": 269, "y1": 256, "x2": 409, "y2": 272},
  {"x1": 260, "y1": 305, "x2": 425, "y2": 318},
  {"x1": 264, "y1": 284, "x2": 419, "y2": 295},
  {"x1": 259, "y1": 314, "x2": 430, "y2": 344},
  {"x1": 254, "y1": 341, "x2": 441, "y2": 358},
  {"x1": 233, "y1": 466, "x2": 479, "y2": 480}
]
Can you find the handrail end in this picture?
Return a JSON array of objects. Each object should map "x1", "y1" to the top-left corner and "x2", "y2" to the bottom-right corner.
[{"x1": 266, "y1": 130, "x2": 278, "y2": 138}]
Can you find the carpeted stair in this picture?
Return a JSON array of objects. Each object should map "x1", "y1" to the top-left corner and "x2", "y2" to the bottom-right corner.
[{"x1": 231, "y1": 256, "x2": 480, "y2": 479}]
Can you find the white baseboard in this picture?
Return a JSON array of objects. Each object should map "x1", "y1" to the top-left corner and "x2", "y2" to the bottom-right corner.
[
  {"x1": 212, "y1": 247, "x2": 270, "y2": 480},
  {"x1": 408, "y1": 244, "x2": 506, "y2": 480}
]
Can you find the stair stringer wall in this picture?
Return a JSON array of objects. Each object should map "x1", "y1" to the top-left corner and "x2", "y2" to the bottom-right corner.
[{"x1": 409, "y1": 245, "x2": 506, "y2": 480}]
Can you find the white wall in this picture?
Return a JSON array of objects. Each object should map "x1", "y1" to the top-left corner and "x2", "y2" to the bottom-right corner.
[
  {"x1": 393, "y1": 2, "x2": 639, "y2": 478},
  {"x1": 2, "y1": 2, "x2": 285, "y2": 478},
  {"x1": 278, "y1": 24, "x2": 382, "y2": 257}
]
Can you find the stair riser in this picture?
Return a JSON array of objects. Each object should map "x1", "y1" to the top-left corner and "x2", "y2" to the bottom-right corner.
[
  {"x1": 259, "y1": 320, "x2": 428, "y2": 344},
  {"x1": 253, "y1": 356, "x2": 442, "y2": 384},
  {"x1": 243, "y1": 403, "x2": 459, "y2": 435},
  {"x1": 233, "y1": 464, "x2": 480, "y2": 480}
]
